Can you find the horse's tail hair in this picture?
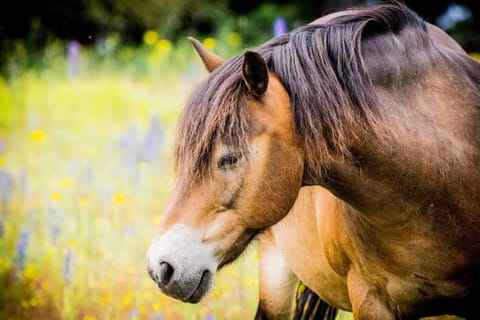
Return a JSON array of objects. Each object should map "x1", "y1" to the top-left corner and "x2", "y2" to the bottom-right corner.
[{"x1": 294, "y1": 283, "x2": 338, "y2": 320}]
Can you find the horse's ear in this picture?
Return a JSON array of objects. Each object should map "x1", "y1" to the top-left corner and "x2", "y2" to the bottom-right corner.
[
  {"x1": 242, "y1": 51, "x2": 268, "y2": 98},
  {"x1": 188, "y1": 37, "x2": 224, "y2": 73}
]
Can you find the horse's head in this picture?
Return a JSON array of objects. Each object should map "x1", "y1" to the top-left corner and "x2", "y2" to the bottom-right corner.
[{"x1": 146, "y1": 38, "x2": 304, "y2": 302}]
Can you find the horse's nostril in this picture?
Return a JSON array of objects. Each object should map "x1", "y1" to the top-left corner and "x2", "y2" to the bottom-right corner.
[{"x1": 159, "y1": 261, "x2": 174, "y2": 286}]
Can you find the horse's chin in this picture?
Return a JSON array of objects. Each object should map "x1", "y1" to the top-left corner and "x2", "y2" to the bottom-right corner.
[
  {"x1": 183, "y1": 269, "x2": 214, "y2": 303},
  {"x1": 154, "y1": 269, "x2": 215, "y2": 304}
]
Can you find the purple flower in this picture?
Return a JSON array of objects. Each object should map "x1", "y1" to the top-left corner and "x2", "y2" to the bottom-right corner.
[
  {"x1": 203, "y1": 314, "x2": 215, "y2": 320},
  {"x1": 125, "y1": 224, "x2": 136, "y2": 237},
  {"x1": 273, "y1": 17, "x2": 288, "y2": 36},
  {"x1": 15, "y1": 228, "x2": 30, "y2": 270},
  {"x1": 67, "y1": 41, "x2": 80, "y2": 78},
  {"x1": 63, "y1": 247, "x2": 74, "y2": 284},
  {"x1": 50, "y1": 225, "x2": 60, "y2": 245},
  {"x1": 0, "y1": 170, "x2": 14, "y2": 213},
  {"x1": 150, "y1": 312, "x2": 163, "y2": 320},
  {"x1": 137, "y1": 114, "x2": 164, "y2": 163},
  {"x1": 129, "y1": 309, "x2": 139, "y2": 319}
]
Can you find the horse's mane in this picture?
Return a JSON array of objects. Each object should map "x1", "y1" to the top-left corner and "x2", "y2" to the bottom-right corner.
[{"x1": 175, "y1": 3, "x2": 429, "y2": 183}]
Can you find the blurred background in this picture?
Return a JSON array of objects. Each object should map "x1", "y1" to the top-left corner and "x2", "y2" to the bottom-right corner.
[{"x1": 0, "y1": 0, "x2": 479, "y2": 319}]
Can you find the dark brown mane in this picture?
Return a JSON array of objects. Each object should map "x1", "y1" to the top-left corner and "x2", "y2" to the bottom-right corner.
[{"x1": 175, "y1": 3, "x2": 430, "y2": 183}]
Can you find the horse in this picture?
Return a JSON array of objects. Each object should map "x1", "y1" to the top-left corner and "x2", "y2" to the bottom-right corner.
[{"x1": 146, "y1": 3, "x2": 480, "y2": 319}]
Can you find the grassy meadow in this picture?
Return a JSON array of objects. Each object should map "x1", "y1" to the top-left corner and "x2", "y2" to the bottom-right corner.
[{"x1": 0, "y1": 34, "x2": 265, "y2": 320}]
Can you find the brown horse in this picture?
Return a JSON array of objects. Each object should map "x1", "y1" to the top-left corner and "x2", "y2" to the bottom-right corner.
[{"x1": 146, "y1": 3, "x2": 480, "y2": 319}]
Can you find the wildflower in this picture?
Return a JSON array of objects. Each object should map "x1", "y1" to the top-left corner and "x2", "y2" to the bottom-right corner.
[
  {"x1": 50, "y1": 191, "x2": 61, "y2": 202},
  {"x1": 143, "y1": 30, "x2": 159, "y2": 46},
  {"x1": 50, "y1": 225, "x2": 60, "y2": 245},
  {"x1": 82, "y1": 316, "x2": 97, "y2": 320},
  {"x1": 30, "y1": 129, "x2": 47, "y2": 142},
  {"x1": 137, "y1": 114, "x2": 163, "y2": 163},
  {"x1": 139, "y1": 306, "x2": 147, "y2": 315},
  {"x1": 129, "y1": 309, "x2": 139, "y2": 319},
  {"x1": 98, "y1": 294, "x2": 112, "y2": 305},
  {"x1": 15, "y1": 228, "x2": 30, "y2": 271},
  {"x1": 67, "y1": 41, "x2": 80, "y2": 78},
  {"x1": 67, "y1": 239, "x2": 78, "y2": 247},
  {"x1": 125, "y1": 224, "x2": 136, "y2": 236},
  {"x1": 0, "y1": 155, "x2": 4, "y2": 166},
  {"x1": 0, "y1": 170, "x2": 14, "y2": 213},
  {"x1": 204, "y1": 314, "x2": 215, "y2": 320},
  {"x1": 155, "y1": 39, "x2": 172, "y2": 54},
  {"x1": 60, "y1": 177, "x2": 74, "y2": 188},
  {"x1": 63, "y1": 247, "x2": 73, "y2": 284},
  {"x1": 203, "y1": 37, "x2": 216, "y2": 50},
  {"x1": 78, "y1": 197, "x2": 89, "y2": 206},
  {"x1": 114, "y1": 193, "x2": 125, "y2": 204},
  {"x1": 471, "y1": 52, "x2": 480, "y2": 61},
  {"x1": 273, "y1": 17, "x2": 288, "y2": 36},
  {"x1": 227, "y1": 32, "x2": 242, "y2": 47},
  {"x1": 121, "y1": 292, "x2": 132, "y2": 308},
  {"x1": 24, "y1": 263, "x2": 39, "y2": 280}
]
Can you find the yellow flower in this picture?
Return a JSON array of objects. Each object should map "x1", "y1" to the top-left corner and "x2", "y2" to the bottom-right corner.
[
  {"x1": 67, "y1": 239, "x2": 79, "y2": 247},
  {"x1": 470, "y1": 52, "x2": 480, "y2": 62},
  {"x1": 78, "y1": 197, "x2": 89, "y2": 206},
  {"x1": 98, "y1": 294, "x2": 112, "y2": 305},
  {"x1": 153, "y1": 215, "x2": 161, "y2": 225},
  {"x1": 203, "y1": 37, "x2": 216, "y2": 50},
  {"x1": 143, "y1": 30, "x2": 159, "y2": 46},
  {"x1": 152, "y1": 302, "x2": 161, "y2": 311},
  {"x1": 121, "y1": 292, "x2": 132, "y2": 308},
  {"x1": 24, "y1": 264, "x2": 39, "y2": 280},
  {"x1": 40, "y1": 280, "x2": 49, "y2": 290},
  {"x1": 227, "y1": 32, "x2": 242, "y2": 46},
  {"x1": 0, "y1": 156, "x2": 5, "y2": 166},
  {"x1": 29, "y1": 297, "x2": 39, "y2": 307},
  {"x1": 113, "y1": 193, "x2": 125, "y2": 204},
  {"x1": 155, "y1": 39, "x2": 172, "y2": 54},
  {"x1": 30, "y1": 129, "x2": 47, "y2": 142},
  {"x1": 50, "y1": 191, "x2": 61, "y2": 202},
  {"x1": 82, "y1": 316, "x2": 97, "y2": 320},
  {"x1": 60, "y1": 177, "x2": 74, "y2": 188},
  {"x1": 139, "y1": 306, "x2": 147, "y2": 315}
]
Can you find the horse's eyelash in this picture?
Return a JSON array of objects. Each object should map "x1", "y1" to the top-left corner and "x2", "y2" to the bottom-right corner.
[{"x1": 218, "y1": 154, "x2": 240, "y2": 168}]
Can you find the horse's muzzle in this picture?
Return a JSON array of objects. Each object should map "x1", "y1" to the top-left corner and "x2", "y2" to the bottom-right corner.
[
  {"x1": 147, "y1": 260, "x2": 213, "y2": 303},
  {"x1": 146, "y1": 224, "x2": 217, "y2": 303}
]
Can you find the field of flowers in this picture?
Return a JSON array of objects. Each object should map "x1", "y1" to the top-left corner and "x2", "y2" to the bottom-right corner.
[{"x1": 0, "y1": 33, "x2": 265, "y2": 320}]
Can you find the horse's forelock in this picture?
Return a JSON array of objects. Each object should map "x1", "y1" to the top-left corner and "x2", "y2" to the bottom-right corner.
[{"x1": 174, "y1": 55, "x2": 252, "y2": 186}]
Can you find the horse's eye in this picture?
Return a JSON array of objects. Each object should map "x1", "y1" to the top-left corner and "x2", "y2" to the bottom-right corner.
[{"x1": 218, "y1": 154, "x2": 240, "y2": 168}]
